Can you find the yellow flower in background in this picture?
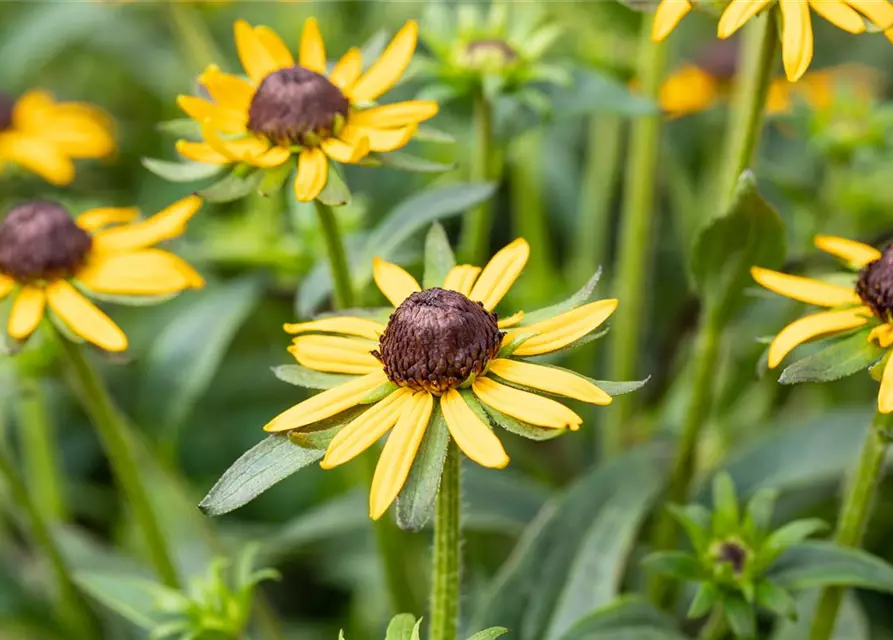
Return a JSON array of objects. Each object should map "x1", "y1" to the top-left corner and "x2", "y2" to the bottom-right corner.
[
  {"x1": 0, "y1": 196, "x2": 204, "y2": 352},
  {"x1": 753, "y1": 235, "x2": 893, "y2": 412},
  {"x1": 0, "y1": 91, "x2": 115, "y2": 186},
  {"x1": 265, "y1": 239, "x2": 618, "y2": 519},
  {"x1": 176, "y1": 18, "x2": 438, "y2": 202}
]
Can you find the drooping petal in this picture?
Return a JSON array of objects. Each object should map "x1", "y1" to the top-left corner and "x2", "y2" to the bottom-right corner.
[
  {"x1": 175, "y1": 140, "x2": 231, "y2": 165},
  {"x1": 373, "y1": 257, "x2": 421, "y2": 307},
  {"x1": 808, "y1": 0, "x2": 867, "y2": 33},
  {"x1": 652, "y1": 0, "x2": 693, "y2": 41},
  {"x1": 254, "y1": 25, "x2": 295, "y2": 69},
  {"x1": 294, "y1": 147, "x2": 329, "y2": 202},
  {"x1": 368, "y1": 390, "x2": 434, "y2": 520},
  {"x1": 846, "y1": 0, "x2": 893, "y2": 30},
  {"x1": 320, "y1": 388, "x2": 411, "y2": 469},
  {"x1": 469, "y1": 238, "x2": 530, "y2": 311},
  {"x1": 8, "y1": 286, "x2": 46, "y2": 341},
  {"x1": 349, "y1": 101, "x2": 439, "y2": 129},
  {"x1": 77, "y1": 249, "x2": 203, "y2": 295},
  {"x1": 750, "y1": 266, "x2": 861, "y2": 307},
  {"x1": 718, "y1": 0, "x2": 774, "y2": 38},
  {"x1": 442, "y1": 265, "x2": 481, "y2": 297},
  {"x1": 91, "y1": 195, "x2": 202, "y2": 253},
  {"x1": 340, "y1": 124, "x2": 416, "y2": 152},
  {"x1": 473, "y1": 377, "x2": 582, "y2": 430},
  {"x1": 348, "y1": 21, "x2": 418, "y2": 102},
  {"x1": 264, "y1": 370, "x2": 389, "y2": 432},
  {"x1": 199, "y1": 65, "x2": 255, "y2": 112},
  {"x1": 329, "y1": 48, "x2": 363, "y2": 90},
  {"x1": 508, "y1": 299, "x2": 619, "y2": 356},
  {"x1": 45, "y1": 280, "x2": 127, "y2": 352},
  {"x1": 298, "y1": 17, "x2": 327, "y2": 74},
  {"x1": 780, "y1": 0, "x2": 814, "y2": 82},
  {"x1": 440, "y1": 389, "x2": 509, "y2": 469},
  {"x1": 177, "y1": 96, "x2": 247, "y2": 133},
  {"x1": 284, "y1": 317, "x2": 385, "y2": 340},
  {"x1": 321, "y1": 135, "x2": 370, "y2": 164},
  {"x1": 488, "y1": 359, "x2": 612, "y2": 405},
  {"x1": 76, "y1": 207, "x2": 141, "y2": 232},
  {"x1": 288, "y1": 335, "x2": 381, "y2": 374},
  {"x1": 0, "y1": 133, "x2": 74, "y2": 186},
  {"x1": 814, "y1": 235, "x2": 881, "y2": 267},
  {"x1": 0, "y1": 275, "x2": 15, "y2": 299},
  {"x1": 767, "y1": 308, "x2": 869, "y2": 368},
  {"x1": 234, "y1": 19, "x2": 280, "y2": 83},
  {"x1": 879, "y1": 349, "x2": 893, "y2": 413}
]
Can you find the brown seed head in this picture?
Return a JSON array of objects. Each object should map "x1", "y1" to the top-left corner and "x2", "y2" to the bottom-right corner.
[
  {"x1": 460, "y1": 38, "x2": 518, "y2": 71},
  {"x1": 857, "y1": 245, "x2": 893, "y2": 321},
  {"x1": 715, "y1": 540, "x2": 748, "y2": 575},
  {"x1": 248, "y1": 66, "x2": 349, "y2": 146},
  {"x1": 373, "y1": 288, "x2": 504, "y2": 394},
  {"x1": 0, "y1": 201, "x2": 92, "y2": 282},
  {"x1": 0, "y1": 92, "x2": 13, "y2": 131}
]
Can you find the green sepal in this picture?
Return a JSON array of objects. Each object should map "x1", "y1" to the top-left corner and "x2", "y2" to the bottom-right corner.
[
  {"x1": 722, "y1": 595, "x2": 756, "y2": 639},
  {"x1": 375, "y1": 151, "x2": 457, "y2": 173},
  {"x1": 200, "y1": 168, "x2": 264, "y2": 203},
  {"x1": 640, "y1": 551, "x2": 705, "y2": 581},
  {"x1": 423, "y1": 223, "x2": 456, "y2": 289},
  {"x1": 465, "y1": 628, "x2": 509, "y2": 640},
  {"x1": 156, "y1": 118, "x2": 202, "y2": 140},
  {"x1": 667, "y1": 503, "x2": 712, "y2": 555},
  {"x1": 760, "y1": 519, "x2": 828, "y2": 566},
  {"x1": 710, "y1": 472, "x2": 741, "y2": 537},
  {"x1": 687, "y1": 582, "x2": 719, "y2": 619},
  {"x1": 271, "y1": 365, "x2": 355, "y2": 390},
  {"x1": 384, "y1": 613, "x2": 421, "y2": 640},
  {"x1": 141, "y1": 157, "x2": 223, "y2": 183},
  {"x1": 522, "y1": 267, "x2": 603, "y2": 324},
  {"x1": 871, "y1": 350, "x2": 890, "y2": 381},
  {"x1": 362, "y1": 382, "x2": 399, "y2": 404},
  {"x1": 461, "y1": 388, "x2": 563, "y2": 441},
  {"x1": 258, "y1": 163, "x2": 294, "y2": 197},
  {"x1": 396, "y1": 404, "x2": 449, "y2": 531},
  {"x1": 778, "y1": 329, "x2": 883, "y2": 385},
  {"x1": 497, "y1": 333, "x2": 534, "y2": 358},
  {"x1": 755, "y1": 580, "x2": 797, "y2": 621},
  {"x1": 316, "y1": 165, "x2": 351, "y2": 207},
  {"x1": 743, "y1": 487, "x2": 779, "y2": 543}
]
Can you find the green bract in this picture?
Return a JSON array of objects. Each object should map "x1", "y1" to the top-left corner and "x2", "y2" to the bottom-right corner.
[{"x1": 340, "y1": 613, "x2": 507, "y2": 640}]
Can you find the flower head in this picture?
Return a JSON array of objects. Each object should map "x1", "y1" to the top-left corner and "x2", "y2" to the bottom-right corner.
[
  {"x1": 266, "y1": 237, "x2": 621, "y2": 519},
  {"x1": 0, "y1": 196, "x2": 204, "y2": 352},
  {"x1": 175, "y1": 18, "x2": 438, "y2": 202},
  {"x1": 0, "y1": 90, "x2": 115, "y2": 186}
]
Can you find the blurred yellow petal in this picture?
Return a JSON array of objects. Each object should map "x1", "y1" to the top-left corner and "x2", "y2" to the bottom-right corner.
[
  {"x1": 175, "y1": 140, "x2": 231, "y2": 164},
  {"x1": 8, "y1": 286, "x2": 46, "y2": 341},
  {"x1": 249, "y1": 145, "x2": 291, "y2": 168},
  {"x1": 847, "y1": 0, "x2": 893, "y2": 29},
  {"x1": 508, "y1": 299, "x2": 618, "y2": 356},
  {"x1": 441, "y1": 389, "x2": 508, "y2": 469},
  {"x1": 77, "y1": 249, "x2": 203, "y2": 295},
  {"x1": 234, "y1": 19, "x2": 279, "y2": 83},
  {"x1": 0, "y1": 133, "x2": 74, "y2": 186},
  {"x1": 880, "y1": 350, "x2": 893, "y2": 413},
  {"x1": 659, "y1": 65, "x2": 719, "y2": 117},
  {"x1": 254, "y1": 25, "x2": 294, "y2": 69},
  {"x1": 718, "y1": 0, "x2": 773, "y2": 38},
  {"x1": 442, "y1": 265, "x2": 481, "y2": 296},
  {"x1": 76, "y1": 207, "x2": 141, "y2": 232},
  {"x1": 488, "y1": 359, "x2": 612, "y2": 405},
  {"x1": 264, "y1": 370, "x2": 389, "y2": 432},
  {"x1": 92, "y1": 195, "x2": 202, "y2": 253},
  {"x1": 10, "y1": 90, "x2": 54, "y2": 131},
  {"x1": 766, "y1": 79, "x2": 794, "y2": 115},
  {"x1": 652, "y1": 0, "x2": 693, "y2": 41},
  {"x1": 321, "y1": 389, "x2": 411, "y2": 469},
  {"x1": 200, "y1": 121, "x2": 271, "y2": 162},
  {"x1": 38, "y1": 113, "x2": 114, "y2": 158},
  {"x1": 368, "y1": 390, "x2": 433, "y2": 520},
  {"x1": 373, "y1": 257, "x2": 421, "y2": 307},
  {"x1": 469, "y1": 239, "x2": 530, "y2": 311},
  {"x1": 780, "y1": 0, "x2": 814, "y2": 82},
  {"x1": 340, "y1": 124, "x2": 416, "y2": 152},
  {"x1": 321, "y1": 135, "x2": 370, "y2": 164},
  {"x1": 750, "y1": 266, "x2": 861, "y2": 307},
  {"x1": 814, "y1": 235, "x2": 881, "y2": 267},
  {"x1": 350, "y1": 101, "x2": 439, "y2": 129},
  {"x1": 498, "y1": 310, "x2": 525, "y2": 328},
  {"x1": 329, "y1": 48, "x2": 363, "y2": 90},
  {"x1": 177, "y1": 96, "x2": 246, "y2": 134},
  {"x1": 870, "y1": 324, "x2": 893, "y2": 348},
  {"x1": 349, "y1": 20, "x2": 418, "y2": 102},
  {"x1": 0, "y1": 275, "x2": 15, "y2": 299},
  {"x1": 299, "y1": 17, "x2": 327, "y2": 74},
  {"x1": 46, "y1": 280, "x2": 128, "y2": 352},
  {"x1": 767, "y1": 308, "x2": 869, "y2": 368},
  {"x1": 284, "y1": 317, "x2": 384, "y2": 340},
  {"x1": 809, "y1": 0, "x2": 867, "y2": 32},
  {"x1": 288, "y1": 335, "x2": 381, "y2": 374},
  {"x1": 473, "y1": 377, "x2": 582, "y2": 430},
  {"x1": 294, "y1": 147, "x2": 329, "y2": 202},
  {"x1": 199, "y1": 65, "x2": 255, "y2": 112}
]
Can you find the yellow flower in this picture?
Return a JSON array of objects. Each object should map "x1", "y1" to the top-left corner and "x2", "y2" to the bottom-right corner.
[
  {"x1": 0, "y1": 196, "x2": 204, "y2": 352},
  {"x1": 0, "y1": 90, "x2": 115, "y2": 186},
  {"x1": 265, "y1": 239, "x2": 618, "y2": 519},
  {"x1": 752, "y1": 234, "x2": 893, "y2": 412},
  {"x1": 176, "y1": 18, "x2": 439, "y2": 202}
]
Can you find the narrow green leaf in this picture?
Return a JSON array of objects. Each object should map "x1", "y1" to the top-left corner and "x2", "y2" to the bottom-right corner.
[
  {"x1": 497, "y1": 333, "x2": 535, "y2": 358},
  {"x1": 744, "y1": 487, "x2": 779, "y2": 542},
  {"x1": 769, "y1": 541, "x2": 893, "y2": 592},
  {"x1": 316, "y1": 165, "x2": 351, "y2": 206},
  {"x1": 423, "y1": 222, "x2": 456, "y2": 289},
  {"x1": 156, "y1": 118, "x2": 202, "y2": 140},
  {"x1": 756, "y1": 580, "x2": 797, "y2": 620},
  {"x1": 466, "y1": 628, "x2": 509, "y2": 640},
  {"x1": 385, "y1": 613, "x2": 418, "y2": 640},
  {"x1": 687, "y1": 582, "x2": 719, "y2": 619},
  {"x1": 75, "y1": 572, "x2": 181, "y2": 629},
  {"x1": 199, "y1": 169, "x2": 264, "y2": 203},
  {"x1": 555, "y1": 596, "x2": 686, "y2": 640},
  {"x1": 523, "y1": 267, "x2": 603, "y2": 324},
  {"x1": 376, "y1": 151, "x2": 457, "y2": 173},
  {"x1": 415, "y1": 124, "x2": 457, "y2": 144},
  {"x1": 722, "y1": 595, "x2": 756, "y2": 639},
  {"x1": 141, "y1": 157, "x2": 223, "y2": 182},
  {"x1": 779, "y1": 330, "x2": 883, "y2": 384},
  {"x1": 396, "y1": 405, "x2": 449, "y2": 531},
  {"x1": 640, "y1": 551, "x2": 705, "y2": 581},
  {"x1": 762, "y1": 519, "x2": 828, "y2": 563},
  {"x1": 271, "y1": 365, "x2": 355, "y2": 390},
  {"x1": 711, "y1": 472, "x2": 741, "y2": 536},
  {"x1": 667, "y1": 503, "x2": 712, "y2": 555}
]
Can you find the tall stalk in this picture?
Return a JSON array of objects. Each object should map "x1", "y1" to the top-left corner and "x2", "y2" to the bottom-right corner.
[
  {"x1": 429, "y1": 442, "x2": 461, "y2": 640},
  {"x1": 314, "y1": 201, "x2": 355, "y2": 310},
  {"x1": 460, "y1": 93, "x2": 497, "y2": 264}
]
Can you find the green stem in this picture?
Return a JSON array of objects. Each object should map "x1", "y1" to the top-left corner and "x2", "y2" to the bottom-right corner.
[
  {"x1": 808, "y1": 410, "x2": 893, "y2": 640},
  {"x1": 430, "y1": 442, "x2": 461, "y2": 640},
  {"x1": 0, "y1": 446, "x2": 96, "y2": 636},
  {"x1": 57, "y1": 338, "x2": 180, "y2": 588},
  {"x1": 699, "y1": 607, "x2": 729, "y2": 640},
  {"x1": 167, "y1": 2, "x2": 224, "y2": 74},
  {"x1": 460, "y1": 92, "x2": 497, "y2": 264},
  {"x1": 603, "y1": 18, "x2": 667, "y2": 458},
  {"x1": 314, "y1": 201, "x2": 355, "y2": 310}
]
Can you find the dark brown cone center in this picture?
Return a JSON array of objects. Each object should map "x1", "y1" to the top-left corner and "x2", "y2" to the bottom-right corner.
[
  {"x1": 857, "y1": 245, "x2": 893, "y2": 321},
  {"x1": 373, "y1": 288, "x2": 504, "y2": 394},
  {"x1": 248, "y1": 66, "x2": 349, "y2": 146},
  {"x1": 461, "y1": 39, "x2": 518, "y2": 70},
  {"x1": 715, "y1": 541, "x2": 748, "y2": 575},
  {"x1": 0, "y1": 201, "x2": 92, "y2": 282},
  {"x1": 0, "y1": 92, "x2": 13, "y2": 132}
]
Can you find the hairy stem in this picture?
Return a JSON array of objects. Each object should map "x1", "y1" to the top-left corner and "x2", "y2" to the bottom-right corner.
[{"x1": 430, "y1": 442, "x2": 461, "y2": 640}]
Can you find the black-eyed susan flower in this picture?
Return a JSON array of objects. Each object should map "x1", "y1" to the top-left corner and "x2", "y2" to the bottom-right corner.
[
  {"x1": 265, "y1": 238, "x2": 619, "y2": 519},
  {"x1": 0, "y1": 91, "x2": 114, "y2": 186},
  {"x1": 175, "y1": 17, "x2": 438, "y2": 202},
  {"x1": 752, "y1": 234, "x2": 893, "y2": 412},
  {"x1": 0, "y1": 196, "x2": 203, "y2": 352}
]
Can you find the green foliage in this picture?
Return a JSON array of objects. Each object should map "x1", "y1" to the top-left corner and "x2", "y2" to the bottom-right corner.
[
  {"x1": 341, "y1": 613, "x2": 507, "y2": 640},
  {"x1": 778, "y1": 329, "x2": 884, "y2": 384}
]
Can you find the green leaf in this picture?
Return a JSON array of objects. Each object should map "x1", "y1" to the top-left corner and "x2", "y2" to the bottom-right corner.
[
  {"x1": 463, "y1": 466, "x2": 551, "y2": 534},
  {"x1": 550, "y1": 68, "x2": 658, "y2": 117},
  {"x1": 556, "y1": 596, "x2": 687, "y2": 640},
  {"x1": 497, "y1": 333, "x2": 535, "y2": 358},
  {"x1": 75, "y1": 572, "x2": 182, "y2": 629},
  {"x1": 522, "y1": 268, "x2": 603, "y2": 324},
  {"x1": 640, "y1": 552, "x2": 705, "y2": 581},
  {"x1": 385, "y1": 613, "x2": 418, "y2": 640},
  {"x1": 316, "y1": 165, "x2": 351, "y2": 207},
  {"x1": 756, "y1": 580, "x2": 797, "y2": 620},
  {"x1": 423, "y1": 223, "x2": 456, "y2": 289},
  {"x1": 414, "y1": 124, "x2": 456, "y2": 144},
  {"x1": 466, "y1": 628, "x2": 509, "y2": 640},
  {"x1": 778, "y1": 330, "x2": 883, "y2": 384},
  {"x1": 722, "y1": 595, "x2": 756, "y2": 639},
  {"x1": 770, "y1": 590, "x2": 869, "y2": 640},
  {"x1": 687, "y1": 582, "x2": 719, "y2": 619},
  {"x1": 199, "y1": 436, "x2": 326, "y2": 516},
  {"x1": 667, "y1": 503, "x2": 712, "y2": 555},
  {"x1": 199, "y1": 169, "x2": 264, "y2": 203},
  {"x1": 711, "y1": 472, "x2": 741, "y2": 536},
  {"x1": 141, "y1": 157, "x2": 223, "y2": 182},
  {"x1": 156, "y1": 118, "x2": 202, "y2": 140},
  {"x1": 762, "y1": 519, "x2": 828, "y2": 563},
  {"x1": 467, "y1": 390, "x2": 565, "y2": 441},
  {"x1": 271, "y1": 365, "x2": 355, "y2": 390},
  {"x1": 690, "y1": 171, "x2": 786, "y2": 324},
  {"x1": 375, "y1": 151, "x2": 457, "y2": 173},
  {"x1": 396, "y1": 405, "x2": 449, "y2": 531},
  {"x1": 744, "y1": 487, "x2": 779, "y2": 542},
  {"x1": 769, "y1": 541, "x2": 893, "y2": 592}
]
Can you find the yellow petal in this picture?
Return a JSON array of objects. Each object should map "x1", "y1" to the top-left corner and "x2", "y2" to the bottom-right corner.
[
  {"x1": 442, "y1": 265, "x2": 481, "y2": 297},
  {"x1": 299, "y1": 17, "x2": 327, "y2": 74},
  {"x1": 368, "y1": 390, "x2": 434, "y2": 520},
  {"x1": 780, "y1": 0, "x2": 814, "y2": 82},
  {"x1": 870, "y1": 324, "x2": 893, "y2": 348},
  {"x1": 349, "y1": 20, "x2": 418, "y2": 102},
  {"x1": 349, "y1": 101, "x2": 439, "y2": 129},
  {"x1": 76, "y1": 207, "x2": 141, "y2": 232},
  {"x1": 718, "y1": 0, "x2": 774, "y2": 38},
  {"x1": 320, "y1": 389, "x2": 411, "y2": 468},
  {"x1": 91, "y1": 195, "x2": 202, "y2": 253},
  {"x1": 294, "y1": 147, "x2": 329, "y2": 202},
  {"x1": 750, "y1": 266, "x2": 861, "y2": 307},
  {"x1": 254, "y1": 25, "x2": 294, "y2": 69},
  {"x1": 10, "y1": 90, "x2": 54, "y2": 131},
  {"x1": 199, "y1": 65, "x2": 255, "y2": 112},
  {"x1": 808, "y1": 0, "x2": 867, "y2": 32},
  {"x1": 508, "y1": 299, "x2": 619, "y2": 356},
  {"x1": 45, "y1": 280, "x2": 127, "y2": 352},
  {"x1": 288, "y1": 335, "x2": 381, "y2": 374},
  {"x1": 0, "y1": 275, "x2": 15, "y2": 300},
  {"x1": 814, "y1": 235, "x2": 881, "y2": 267},
  {"x1": 329, "y1": 48, "x2": 363, "y2": 90},
  {"x1": 767, "y1": 308, "x2": 869, "y2": 368},
  {"x1": 659, "y1": 65, "x2": 719, "y2": 117},
  {"x1": 340, "y1": 124, "x2": 416, "y2": 152},
  {"x1": 440, "y1": 389, "x2": 509, "y2": 469},
  {"x1": 652, "y1": 0, "x2": 693, "y2": 41},
  {"x1": 284, "y1": 317, "x2": 385, "y2": 341},
  {"x1": 879, "y1": 348, "x2": 893, "y2": 413},
  {"x1": 473, "y1": 377, "x2": 582, "y2": 430},
  {"x1": 37, "y1": 113, "x2": 114, "y2": 159},
  {"x1": 177, "y1": 95, "x2": 246, "y2": 134},
  {"x1": 200, "y1": 120, "x2": 271, "y2": 163},
  {"x1": 498, "y1": 310, "x2": 525, "y2": 329},
  {"x1": 469, "y1": 238, "x2": 530, "y2": 311},
  {"x1": 8, "y1": 286, "x2": 46, "y2": 341},
  {"x1": 264, "y1": 370, "x2": 389, "y2": 432},
  {"x1": 234, "y1": 19, "x2": 279, "y2": 83},
  {"x1": 373, "y1": 257, "x2": 421, "y2": 307},
  {"x1": 846, "y1": 0, "x2": 893, "y2": 29},
  {"x1": 487, "y1": 359, "x2": 612, "y2": 405},
  {"x1": 0, "y1": 132, "x2": 74, "y2": 186},
  {"x1": 77, "y1": 249, "x2": 203, "y2": 295},
  {"x1": 321, "y1": 135, "x2": 370, "y2": 164},
  {"x1": 175, "y1": 140, "x2": 231, "y2": 165}
]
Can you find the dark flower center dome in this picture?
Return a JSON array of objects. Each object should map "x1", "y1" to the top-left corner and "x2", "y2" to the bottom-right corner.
[
  {"x1": 714, "y1": 540, "x2": 748, "y2": 575},
  {"x1": 0, "y1": 201, "x2": 92, "y2": 282},
  {"x1": 248, "y1": 66, "x2": 349, "y2": 147},
  {"x1": 373, "y1": 288, "x2": 504, "y2": 394},
  {"x1": 857, "y1": 246, "x2": 893, "y2": 321},
  {"x1": 0, "y1": 92, "x2": 13, "y2": 132},
  {"x1": 459, "y1": 39, "x2": 518, "y2": 71}
]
